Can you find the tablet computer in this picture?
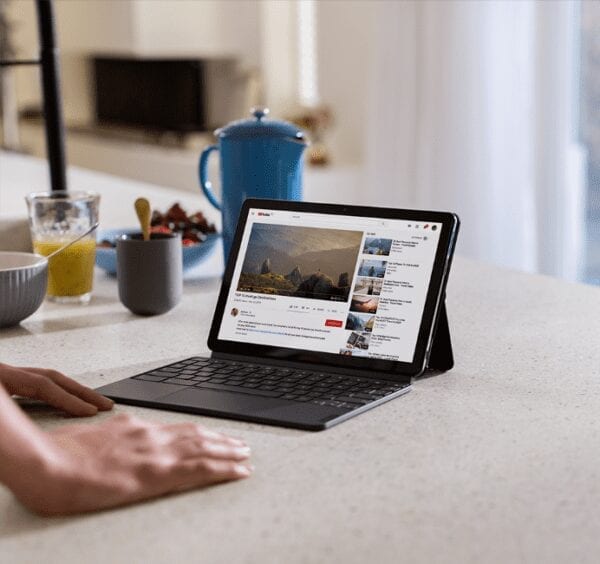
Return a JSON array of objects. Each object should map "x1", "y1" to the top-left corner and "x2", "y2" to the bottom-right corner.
[
  {"x1": 99, "y1": 199, "x2": 459, "y2": 430},
  {"x1": 209, "y1": 198, "x2": 460, "y2": 380}
]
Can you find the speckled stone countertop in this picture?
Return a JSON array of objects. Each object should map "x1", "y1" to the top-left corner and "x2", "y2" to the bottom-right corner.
[{"x1": 2, "y1": 154, "x2": 600, "y2": 563}]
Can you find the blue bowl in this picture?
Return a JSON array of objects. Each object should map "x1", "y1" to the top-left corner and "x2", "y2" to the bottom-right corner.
[{"x1": 95, "y1": 228, "x2": 220, "y2": 275}]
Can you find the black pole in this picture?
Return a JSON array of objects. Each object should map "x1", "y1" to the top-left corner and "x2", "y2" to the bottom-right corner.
[{"x1": 35, "y1": 0, "x2": 67, "y2": 192}]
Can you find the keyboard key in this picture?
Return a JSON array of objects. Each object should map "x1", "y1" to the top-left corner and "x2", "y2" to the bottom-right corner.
[
  {"x1": 135, "y1": 374, "x2": 167, "y2": 382},
  {"x1": 315, "y1": 401, "x2": 337, "y2": 407},
  {"x1": 145, "y1": 370, "x2": 175, "y2": 378},
  {"x1": 335, "y1": 396, "x2": 370, "y2": 405},
  {"x1": 196, "y1": 382, "x2": 282, "y2": 398},
  {"x1": 214, "y1": 368, "x2": 238, "y2": 375},
  {"x1": 164, "y1": 378, "x2": 196, "y2": 386},
  {"x1": 353, "y1": 393, "x2": 381, "y2": 401},
  {"x1": 171, "y1": 373, "x2": 196, "y2": 380},
  {"x1": 235, "y1": 367, "x2": 257, "y2": 374}
]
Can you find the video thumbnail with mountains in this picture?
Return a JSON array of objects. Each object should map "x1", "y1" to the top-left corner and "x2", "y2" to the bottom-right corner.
[
  {"x1": 345, "y1": 312, "x2": 375, "y2": 332},
  {"x1": 358, "y1": 259, "x2": 387, "y2": 278},
  {"x1": 237, "y1": 223, "x2": 363, "y2": 301},
  {"x1": 363, "y1": 237, "x2": 393, "y2": 256}
]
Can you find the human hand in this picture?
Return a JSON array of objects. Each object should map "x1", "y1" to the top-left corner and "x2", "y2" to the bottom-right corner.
[
  {"x1": 0, "y1": 362, "x2": 114, "y2": 416},
  {"x1": 14, "y1": 414, "x2": 252, "y2": 516}
]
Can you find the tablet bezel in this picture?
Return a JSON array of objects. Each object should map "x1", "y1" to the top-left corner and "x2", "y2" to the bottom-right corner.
[{"x1": 208, "y1": 199, "x2": 459, "y2": 380}]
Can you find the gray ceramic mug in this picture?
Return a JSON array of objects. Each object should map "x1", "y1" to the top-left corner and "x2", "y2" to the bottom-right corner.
[{"x1": 116, "y1": 233, "x2": 182, "y2": 315}]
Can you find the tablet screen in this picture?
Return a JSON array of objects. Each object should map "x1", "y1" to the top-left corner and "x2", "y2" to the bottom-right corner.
[{"x1": 217, "y1": 207, "x2": 443, "y2": 363}]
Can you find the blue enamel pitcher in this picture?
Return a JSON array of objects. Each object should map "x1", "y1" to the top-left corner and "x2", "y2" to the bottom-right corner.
[{"x1": 199, "y1": 107, "x2": 307, "y2": 261}]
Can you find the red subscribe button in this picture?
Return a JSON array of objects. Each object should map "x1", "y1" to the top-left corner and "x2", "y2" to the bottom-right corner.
[{"x1": 325, "y1": 319, "x2": 343, "y2": 328}]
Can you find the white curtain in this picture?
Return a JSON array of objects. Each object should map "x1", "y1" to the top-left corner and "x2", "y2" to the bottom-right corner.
[{"x1": 365, "y1": 0, "x2": 585, "y2": 280}]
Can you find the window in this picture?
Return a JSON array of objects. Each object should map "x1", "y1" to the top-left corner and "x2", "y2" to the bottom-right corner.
[{"x1": 581, "y1": 1, "x2": 600, "y2": 283}]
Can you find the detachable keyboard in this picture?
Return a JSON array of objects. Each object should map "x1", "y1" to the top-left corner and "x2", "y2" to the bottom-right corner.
[{"x1": 132, "y1": 357, "x2": 409, "y2": 411}]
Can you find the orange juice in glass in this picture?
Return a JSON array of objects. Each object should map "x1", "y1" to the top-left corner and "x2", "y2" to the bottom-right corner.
[{"x1": 26, "y1": 191, "x2": 100, "y2": 304}]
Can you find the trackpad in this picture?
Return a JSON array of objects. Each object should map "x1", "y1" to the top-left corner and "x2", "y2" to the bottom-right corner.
[
  {"x1": 159, "y1": 388, "x2": 289, "y2": 414},
  {"x1": 97, "y1": 378, "x2": 186, "y2": 401}
]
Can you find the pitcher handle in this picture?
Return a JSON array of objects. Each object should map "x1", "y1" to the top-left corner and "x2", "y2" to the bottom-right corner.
[{"x1": 198, "y1": 144, "x2": 221, "y2": 211}]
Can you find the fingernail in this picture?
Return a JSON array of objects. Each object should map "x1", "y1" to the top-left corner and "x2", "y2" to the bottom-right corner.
[
  {"x1": 101, "y1": 398, "x2": 115, "y2": 410},
  {"x1": 236, "y1": 464, "x2": 253, "y2": 475},
  {"x1": 230, "y1": 438, "x2": 246, "y2": 447},
  {"x1": 236, "y1": 446, "x2": 251, "y2": 457}
]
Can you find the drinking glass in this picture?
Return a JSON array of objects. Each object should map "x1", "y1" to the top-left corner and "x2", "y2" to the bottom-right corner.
[{"x1": 26, "y1": 191, "x2": 100, "y2": 304}]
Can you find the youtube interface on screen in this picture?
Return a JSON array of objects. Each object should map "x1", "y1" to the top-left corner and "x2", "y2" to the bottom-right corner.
[{"x1": 218, "y1": 208, "x2": 442, "y2": 362}]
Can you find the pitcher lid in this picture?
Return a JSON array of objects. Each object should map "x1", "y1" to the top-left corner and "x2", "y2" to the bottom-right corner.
[{"x1": 215, "y1": 107, "x2": 305, "y2": 140}]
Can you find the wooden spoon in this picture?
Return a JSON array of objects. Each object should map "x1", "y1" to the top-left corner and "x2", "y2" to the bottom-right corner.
[{"x1": 135, "y1": 197, "x2": 151, "y2": 241}]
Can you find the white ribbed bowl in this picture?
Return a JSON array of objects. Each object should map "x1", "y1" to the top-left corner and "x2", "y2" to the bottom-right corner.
[{"x1": 0, "y1": 252, "x2": 48, "y2": 328}]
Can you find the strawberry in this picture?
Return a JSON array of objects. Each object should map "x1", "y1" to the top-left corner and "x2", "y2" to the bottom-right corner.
[{"x1": 150, "y1": 225, "x2": 172, "y2": 235}]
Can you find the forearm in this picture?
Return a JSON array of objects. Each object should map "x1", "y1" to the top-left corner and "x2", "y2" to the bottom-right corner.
[{"x1": 0, "y1": 383, "x2": 55, "y2": 494}]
